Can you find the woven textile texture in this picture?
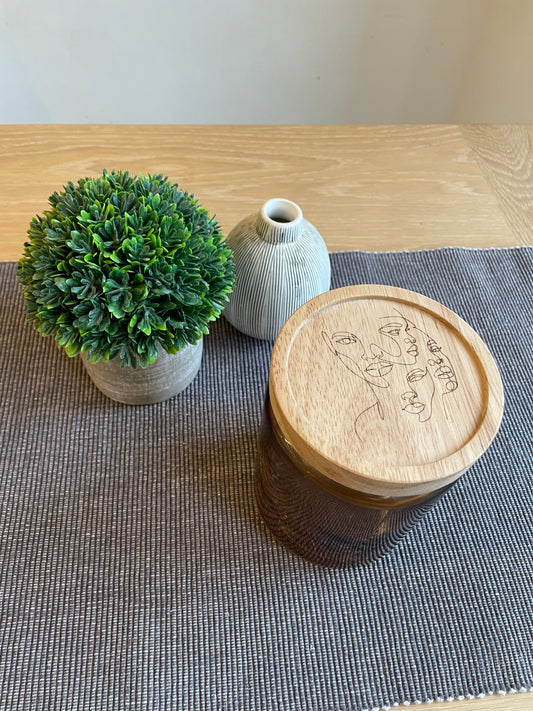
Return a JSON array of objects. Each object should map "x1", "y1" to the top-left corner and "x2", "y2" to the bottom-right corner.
[{"x1": 0, "y1": 249, "x2": 532, "y2": 711}]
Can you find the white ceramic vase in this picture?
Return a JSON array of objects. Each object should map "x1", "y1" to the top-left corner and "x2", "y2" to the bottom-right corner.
[
  {"x1": 223, "y1": 198, "x2": 331, "y2": 340},
  {"x1": 81, "y1": 339, "x2": 203, "y2": 405}
]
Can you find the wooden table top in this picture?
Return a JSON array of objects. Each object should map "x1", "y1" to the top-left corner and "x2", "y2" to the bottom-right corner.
[
  {"x1": 1, "y1": 125, "x2": 532, "y2": 260},
  {"x1": 1, "y1": 125, "x2": 531, "y2": 711}
]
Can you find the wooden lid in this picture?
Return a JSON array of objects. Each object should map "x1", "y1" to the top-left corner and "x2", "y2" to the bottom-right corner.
[{"x1": 269, "y1": 285, "x2": 504, "y2": 498}]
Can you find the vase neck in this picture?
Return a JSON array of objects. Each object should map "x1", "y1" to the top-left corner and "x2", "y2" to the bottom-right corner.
[{"x1": 255, "y1": 198, "x2": 303, "y2": 244}]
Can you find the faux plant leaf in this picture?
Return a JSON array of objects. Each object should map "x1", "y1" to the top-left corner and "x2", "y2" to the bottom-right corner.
[
  {"x1": 64, "y1": 339, "x2": 81, "y2": 357},
  {"x1": 137, "y1": 311, "x2": 152, "y2": 335},
  {"x1": 107, "y1": 300, "x2": 126, "y2": 319}
]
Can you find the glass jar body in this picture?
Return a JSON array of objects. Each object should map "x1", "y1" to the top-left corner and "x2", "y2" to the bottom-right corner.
[{"x1": 255, "y1": 397, "x2": 448, "y2": 568}]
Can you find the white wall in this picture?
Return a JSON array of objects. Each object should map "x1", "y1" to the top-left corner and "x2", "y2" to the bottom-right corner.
[{"x1": 0, "y1": 0, "x2": 531, "y2": 123}]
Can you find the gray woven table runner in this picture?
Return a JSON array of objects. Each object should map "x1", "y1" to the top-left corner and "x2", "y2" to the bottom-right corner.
[{"x1": 1, "y1": 248, "x2": 532, "y2": 711}]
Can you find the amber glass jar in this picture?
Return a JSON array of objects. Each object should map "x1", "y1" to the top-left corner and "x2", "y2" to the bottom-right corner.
[{"x1": 255, "y1": 285, "x2": 504, "y2": 568}]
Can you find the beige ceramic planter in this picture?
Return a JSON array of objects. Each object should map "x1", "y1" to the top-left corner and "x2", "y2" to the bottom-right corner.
[{"x1": 81, "y1": 339, "x2": 203, "y2": 405}]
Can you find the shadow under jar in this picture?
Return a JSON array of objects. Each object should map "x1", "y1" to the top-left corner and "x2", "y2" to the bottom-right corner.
[{"x1": 255, "y1": 285, "x2": 504, "y2": 568}]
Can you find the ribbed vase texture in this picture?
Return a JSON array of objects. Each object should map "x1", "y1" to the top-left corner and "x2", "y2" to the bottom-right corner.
[
  {"x1": 223, "y1": 198, "x2": 331, "y2": 340},
  {"x1": 81, "y1": 339, "x2": 203, "y2": 405}
]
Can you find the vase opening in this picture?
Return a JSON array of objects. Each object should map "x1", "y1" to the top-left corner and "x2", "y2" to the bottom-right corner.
[{"x1": 262, "y1": 198, "x2": 302, "y2": 226}]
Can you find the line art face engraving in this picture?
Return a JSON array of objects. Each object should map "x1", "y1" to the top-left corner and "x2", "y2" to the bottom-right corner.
[{"x1": 322, "y1": 309, "x2": 458, "y2": 440}]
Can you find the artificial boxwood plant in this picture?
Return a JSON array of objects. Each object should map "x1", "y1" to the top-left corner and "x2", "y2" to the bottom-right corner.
[{"x1": 17, "y1": 170, "x2": 234, "y2": 367}]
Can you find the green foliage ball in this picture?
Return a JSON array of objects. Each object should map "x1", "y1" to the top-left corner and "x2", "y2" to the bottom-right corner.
[{"x1": 17, "y1": 170, "x2": 234, "y2": 367}]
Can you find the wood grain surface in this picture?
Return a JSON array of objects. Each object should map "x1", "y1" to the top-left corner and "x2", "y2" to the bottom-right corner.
[
  {"x1": 269, "y1": 284, "x2": 504, "y2": 496},
  {"x1": 462, "y1": 124, "x2": 533, "y2": 245},
  {"x1": 0, "y1": 125, "x2": 531, "y2": 711},
  {"x1": 1, "y1": 124, "x2": 530, "y2": 261}
]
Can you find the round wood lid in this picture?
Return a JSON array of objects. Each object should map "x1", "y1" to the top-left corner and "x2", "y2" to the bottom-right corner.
[{"x1": 269, "y1": 285, "x2": 504, "y2": 498}]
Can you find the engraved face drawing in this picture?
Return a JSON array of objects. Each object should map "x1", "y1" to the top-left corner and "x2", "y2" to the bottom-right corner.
[
  {"x1": 325, "y1": 331, "x2": 391, "y2": 388},
  {"x1": 322, "y1": 310, "x2": 458, "y2": 439},
  {"x1": 402, "y1": 365, "x2": 435, "y2": 422},
  {"x1": 426, "y1": 337, "x2": 459, "y2": 395},
  {"x1": 373, "y1": 318, "x2": 419, "y2": 366}
]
